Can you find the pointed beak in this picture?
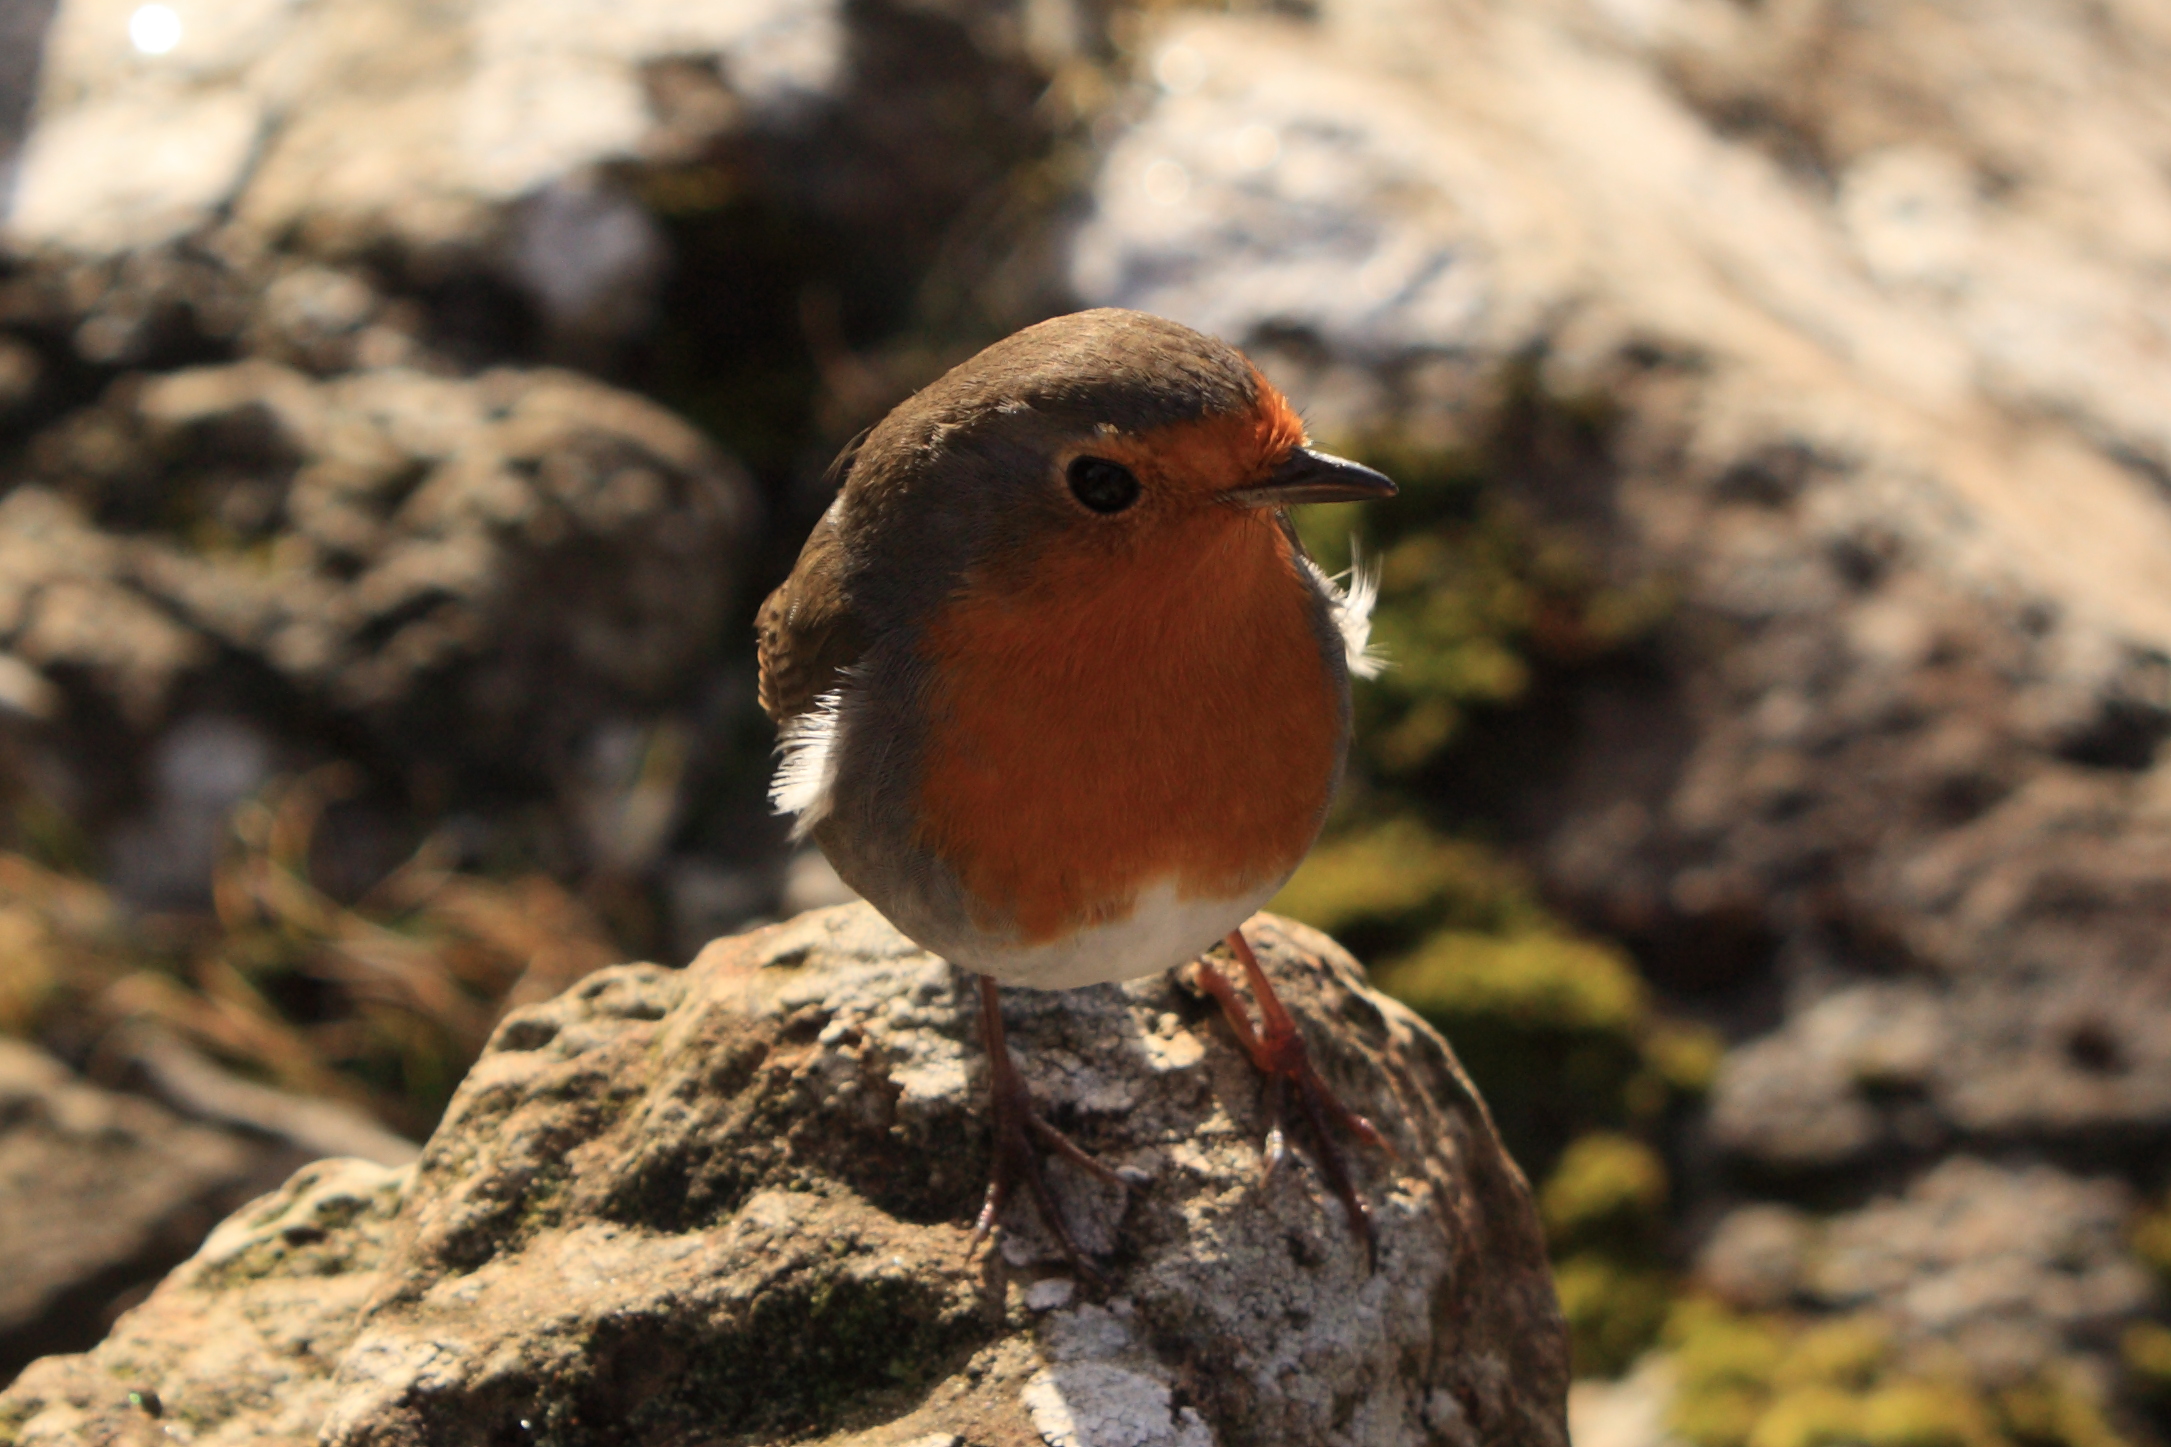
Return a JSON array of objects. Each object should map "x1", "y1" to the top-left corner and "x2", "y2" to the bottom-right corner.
[{"x1": 1226, "y1": 448, "x2": 1399, "y2": 509}]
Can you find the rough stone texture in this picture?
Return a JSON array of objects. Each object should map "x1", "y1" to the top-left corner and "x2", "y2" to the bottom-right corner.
[
  {"x1": 1068, "y1": 0, "x2": 2171, "y2": 1366},
  {"x1": 1804, "y1": 1158, "x2": 2155, "y2": 1383},
  {"x1": 0, "y1": 346, "x2": 757, "y2": 910},
  {"x1": 0, "y1": 907, "x2": 1571, "y2": 1446},
  {"x1": 0, "y1": 0, "x2": 56, "y2": 206},
  {"x1": 0, "y1": 1155, "x2": 412, "y2": 1443},
  {"x1": 0, "y1": 0, "x2": 1054, "y2": 363},
  {"x1": 7, "y1": 359, "x2": 753, "y2": 738},
  {"x1": 1691, "y1": 1204, "x2": 1816, "y2": 1314},
  {"x1": 1692, "y1": 1156, "x2": 2161, "y2": 1384},
  {"x1": 0, "y1": 1038, "x2": 299, "y2": 1384},
  {"x1": 6, "y1": 0, "x2": 840, "y2": 261}
]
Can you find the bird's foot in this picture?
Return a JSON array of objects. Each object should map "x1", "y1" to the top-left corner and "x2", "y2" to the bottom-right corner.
[
  {"x1": 972, "y1": 977, "x2": 1125, "y2": 1282},
  {"x1": 1195, "y1": 929, "x2": 1392, "y2": 1264}
]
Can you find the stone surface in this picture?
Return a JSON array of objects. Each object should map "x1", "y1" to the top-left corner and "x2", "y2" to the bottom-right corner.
[
  {"x1": 0, "y1": 0, "x2": 1053, "y2": 369},
  {"x1": 0, "y1": 355, "x2": 756, "y2": 905},
  {"x1": 7, "y1": 0, "x2": 2171, "y2": 1421},
  {"x1": 1804, "y1": 1157, "x2": 2155, "y2": 1383},
  {"x1": 0, "y1": 907, "x2": 1571, "y2": 1446},
  {"x1": 1692, "y1": 1204, "x2": 1815, "y2": 1314},
  {"x1": 1068, "y1": 0, "x2": 2171, "y2": 1401},
  {"x1": 13, "y1": 359, "x2": 752, "y2": 730},
  {"x1": 0, "y1": 1038, "x2": 294, "y2": 1384},
  {"x1": 1071, "y1": 0, "x2": 2171, "y2": 1166},
  {"x1": 5, "y1": 0, "x2": 840, "y2": 260},
  {"x1": 0, "y1": 0, "x2": 56, "y2": 208},
  {"x1": 0, "y1": 1155, "x2": 411, "y2": 1443}
]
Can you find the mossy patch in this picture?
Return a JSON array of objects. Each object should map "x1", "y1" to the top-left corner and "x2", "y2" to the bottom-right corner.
[
  {"x1": 1555, "y1": 1253, "x2": 1676, "y2": 1379},
  {"x1": 2131, "y1": 1192, "x2": 2171, "y2": 1285},
  {"x1": 551, "y1": 1264, "x2": 986, "y2": 1446},
  {"x1": 1667, "y1": 1302, "x2": 2135, "y2": 1447},
  {"x1": 2120, "y1": 1322, "x2": 2171, "y2": 1412},
  {"x1": 1541, "y1": 1133, "x2": 1667, "y2": 1248}
]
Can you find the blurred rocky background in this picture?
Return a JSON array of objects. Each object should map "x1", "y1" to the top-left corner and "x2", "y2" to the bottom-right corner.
[{"x1": 0, "y1": 0, "x2": 2168, "y2": 1441}]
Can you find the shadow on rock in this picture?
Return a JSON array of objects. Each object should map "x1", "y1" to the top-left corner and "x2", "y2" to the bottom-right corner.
[{"x1": 0, "y1": 906, "x2": 1569, "y2": 1447}]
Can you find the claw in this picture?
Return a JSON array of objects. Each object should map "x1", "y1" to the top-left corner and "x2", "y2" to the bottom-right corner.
[
  {"x1": 971, "y1": 974, "x2": 1121, "y2": 1283},
  {"x1": 1199, "y1": 929, "x2": 1392, "y2": 1267}
]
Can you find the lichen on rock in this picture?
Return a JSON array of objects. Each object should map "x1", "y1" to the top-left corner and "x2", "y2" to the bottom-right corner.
[{"x1": 0, "y1": 905, "x2": 1571, "y2": 1446}]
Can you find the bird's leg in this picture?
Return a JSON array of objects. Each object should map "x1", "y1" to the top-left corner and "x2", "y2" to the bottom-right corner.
[
  {"x1": 972, "y1": 975, "x2": 1124, "y2": 1278},
  {"x1": 1194, "y1": 929, "x2": 1390, "y2": 1260}
]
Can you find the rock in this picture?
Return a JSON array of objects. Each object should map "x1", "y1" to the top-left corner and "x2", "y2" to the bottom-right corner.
[
  {"x1": 0, "y1": 1155, "x2": 411, "y2": 1441},
  {"x1": 0, "y1": 359, "x2": 753, "y2": 856},
  {"x1": 0, "y1": 1038, "x2": 299, "y2": 1384},
  {"x1": 1704, "y1": 983, "x2": 1947, "y2": 1171},
  {"x1": 2, "y1": 0, "x2": 1052, "y2": 367},
  {"x1": 1693, "y1": 1204, "x2": 1816, "y2": 1313},
  {"x1": 5, "y1": 0, "x2": 841, "y2": 261},
  {"x1": 1070, "y1": 0, "x2": 2171, "y2": 1161},
  {"x1": 0, "y1": 0, "x2": 56, "y2": 208},
  {"x1": 0, "y1": 0, "x2": 1050, "y2": 909},
  {"x1": 0, "y1": 907, "x2": 1571, "y2": 1445},
  {"x1": 1804, "y1": 1157, "x2": 2154, "y2": 1383}
]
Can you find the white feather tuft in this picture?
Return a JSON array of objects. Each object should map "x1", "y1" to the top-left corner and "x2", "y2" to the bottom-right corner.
[
  {"x1": 769, "y1": 689, "x2": 844, "y2": 840},
  {"x1": 1303, "y1": 545, "x2": 1386, "y2": 679}
]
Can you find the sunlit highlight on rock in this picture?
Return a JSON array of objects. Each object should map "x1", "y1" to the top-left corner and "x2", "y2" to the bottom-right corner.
[{"x1": 128, "y1": 4, "x2": 182, "y2": 55}]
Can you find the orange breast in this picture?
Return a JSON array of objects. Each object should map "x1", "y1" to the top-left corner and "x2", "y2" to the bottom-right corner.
[{"x1": 913, "y1": 511, "x2": 1342, "y2": 944}]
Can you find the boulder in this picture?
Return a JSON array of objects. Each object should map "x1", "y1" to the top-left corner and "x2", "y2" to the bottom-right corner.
[
  {"x1": 0, "y1": 906, "x2": 1571, "y2": 1446},
  {"x1": 12, "y1": 359, "x2": 755, "y2": 738},
  {"x1": 1, "y1": 0, "x2": 1053, "y2": 364},
  {"x1": 6, "y1": 0, "x2": 843, "y2": 262},
  {"x1": 1804, "y1": 1157, "x2": 2155, "y2": 1382},
  {"x1": 0, "y1": 1038, "x2": 302, "y2": 1383},
  {"x1": 0, "y1": 355, "x2": 755, "y2": 905}
]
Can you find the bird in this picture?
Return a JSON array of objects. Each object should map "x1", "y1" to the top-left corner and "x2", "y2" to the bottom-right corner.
[{"x1": 755, "y1": 307, "x2": 1396, "y2": 1266}]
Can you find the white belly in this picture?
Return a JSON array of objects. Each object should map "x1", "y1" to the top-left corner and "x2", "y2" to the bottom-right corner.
[{"x1": 939, "y1": 876, "x2": 1282, "y2": 990}]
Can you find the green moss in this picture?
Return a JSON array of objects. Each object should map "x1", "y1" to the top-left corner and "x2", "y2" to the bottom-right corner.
[
  {"x1": 1555, "y1": 1253, "x2": 1675, "y2": 1378},
  {"x1": 1774, "y1": 1317, "x2": 1889, "y2": 1395},
  {"x1": 1743, "y1": 1380, "x2": 1999, "y2": 1447},
  {"x1": 604, "y1": 1266, "x2": 986, "y2": 1442},
  {"x1": 2120, "y1": 1322, "x2": 2171, "y2": 1400},
  {"x1": 1996, "y1": 1374, "x2": 2131, "y2": 1447},
  {"x1": 1371, "y1": 925, "x2": 1664, "y2": 1182},
  {"x1": 1664, "y1": 1301, "x2": 2137, "y2": 1447},
  {"x1": 1645, "y1": 1022, "x2": 1727, "y2": 1097},
  {"x1": 1382, "y1": 929, "x2": 1646, "y2": 1037},
  {"x1": 1297, "y1": 460, "x2": 1671, "y2": 791},
  {"x1": 1747, "y1": 1384, "x2": 1869, "y2": 1447},
  {"x1": 1268, "y1": 818, "x2": 1542, "y2": 948},
  {"x1": 2131, "y1": 1196, "x2": 2171, "y2": 1284},
  {"x1": 1540, "y1": 1133, "x2": 1667, "y2": 1248},
  {"x1": 1669, "y1": 1299, "x2": 1791, "y2": 1399},
  {"x1": 1860, "y1": 1384, "x2": 2004, "y2": 1447}
]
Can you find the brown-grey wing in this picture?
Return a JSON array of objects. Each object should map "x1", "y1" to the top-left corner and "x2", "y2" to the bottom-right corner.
[{"x1": 756, "y1": 433, "x2": 871, "y2": 724}]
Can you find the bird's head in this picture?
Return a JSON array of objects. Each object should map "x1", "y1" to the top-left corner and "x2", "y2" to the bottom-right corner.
[{"x1": 836, "y1": 309, "x2": 1394, "y2": 606}]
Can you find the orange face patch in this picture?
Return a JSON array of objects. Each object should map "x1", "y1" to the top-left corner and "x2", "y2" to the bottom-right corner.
[
  {"x1": 1082, "y1": 368, "x2": 1306, "y2": 502},
  {"x1": 910, "y1": 381, "x2": 1342, "y2": 944}
]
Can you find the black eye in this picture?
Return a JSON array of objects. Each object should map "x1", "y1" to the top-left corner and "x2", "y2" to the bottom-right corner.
[{"x1": 1067, "y1": 456, "x2": 1142, "y2": 514}]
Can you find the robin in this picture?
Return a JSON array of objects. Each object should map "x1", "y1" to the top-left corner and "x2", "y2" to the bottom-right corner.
[{"x1": 755, "y1": 307, "x2": 1396, "y2": 1266}]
